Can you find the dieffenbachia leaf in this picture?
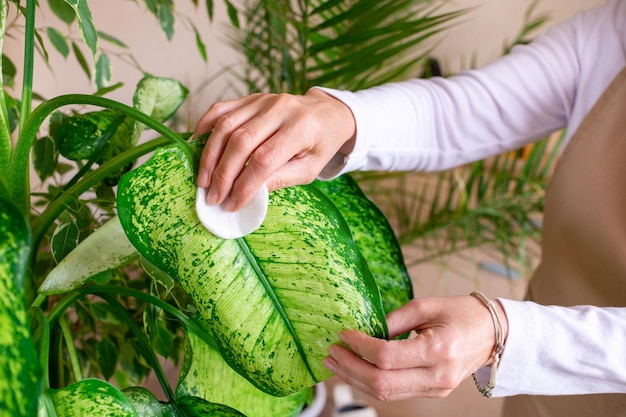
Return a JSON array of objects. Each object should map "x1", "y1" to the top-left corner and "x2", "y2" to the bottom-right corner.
[
  {"x1": 0, "y1": 198, "x2": 39, "y2": 417},
  {"x1": 132, "y1": 75, "x2": 188, "y2": 125},
  {"x1": 117, "y1": 144, "x2": 387, "y2": 396},
  {"x1": 176, "y1": 321, "x2": 311, "y2": 417},
  {"x1": 122, "y1": 387, "x2": 163, "y2": 417},
  {"x1": 47, "y1": 378, "x2": 138, "y2": 416},
  {"x1": 40, "y1": 216, "x2": 139, "y2": 294},
  {"x1": 313, "y1": 175, "x2": 413, "y2": 314},
  {"x1": 165, "y1": 396, "x2": 246, "y2": 417}
]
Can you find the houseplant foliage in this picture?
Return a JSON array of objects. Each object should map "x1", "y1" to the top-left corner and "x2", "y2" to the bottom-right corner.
[
  {"x1": 1, "y1": 1, "x2": 413, "y2": 416},
  {"x1": 234, "y1": 0, "x2": 554, "y2": 276}
]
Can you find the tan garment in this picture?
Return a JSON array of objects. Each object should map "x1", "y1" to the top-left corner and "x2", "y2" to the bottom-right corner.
[{"x1": 502, "y1": 68, "x2": 626, "y2": 416}]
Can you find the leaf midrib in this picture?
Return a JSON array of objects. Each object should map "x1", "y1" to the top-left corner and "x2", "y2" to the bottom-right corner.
[{"x1": 235, "y1": 236, "x2": 316, "y2": 381}]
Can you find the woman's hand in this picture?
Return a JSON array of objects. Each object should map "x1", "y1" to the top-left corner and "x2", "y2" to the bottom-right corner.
[
  {"x1": 194, "y1": 89, "x2": 356, "y2": 212},
  {"x1": 322, "y1": 296, "x2": 509, "y2": 401}
]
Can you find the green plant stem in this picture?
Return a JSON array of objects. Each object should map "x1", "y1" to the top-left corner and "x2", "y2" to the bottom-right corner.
[
  {"x1": 98, "y1": 293, "x2": 176, "y2": 403},
  {"x1": 0, "y1": 1, "x2": 12, "y2": 180},
  {"x1": 18, "y1": 0, "x2": 35, "y2": 136},
  {"x1": 29, "y1": 306, "x2": 51, "y2": 390},
  {"x1": 59, "y1": 315, "x2": 83, "y2": 383},
  {"x1": 43, "y1": 285, "x2": 219, "y2": 402},
  {"x1": 30, "y1": 136, "x2": 169, "y2": 253},
  {"x1": 45, "y1": 285, "x2": 218, "y2": 350},
  {"x1": 10, "y1": 94, "x2": 192, "y2": 214}
]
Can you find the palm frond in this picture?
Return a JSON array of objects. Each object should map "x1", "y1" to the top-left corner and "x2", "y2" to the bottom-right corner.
[
  {"x1": 352, "y1": 131, "x2": 564, "y2": 271},
  {"x1": 235, "y1": 0, "x2": 467, "y2": 94}
]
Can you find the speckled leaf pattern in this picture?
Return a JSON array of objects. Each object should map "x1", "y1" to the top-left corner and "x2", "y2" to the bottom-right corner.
[
  {"x1": 122, "y1": 386, "x2": 164, "y2": 417},
  {"x1": 166, "y1": 396, "x2": 246, "y2": 416},
  {"x1": 313, "y1": 176, "x2": 413, "y2": 314},
  {"x1": 0, "y1": 199, "x2": 40, "y2": 417},
  {"x1": 117, "y1": 145, "x2": 387, "y2": 396},
  {"x1": 48, "y1": 378, "x2": 138, "y2": 416},
  {"x1": 176, "y1": 324, "x2": 311, "y2": 417}
]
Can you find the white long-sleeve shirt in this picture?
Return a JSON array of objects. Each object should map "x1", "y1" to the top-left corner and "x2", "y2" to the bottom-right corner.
[{"x1": 317, "y1": 0, "x2": 626, "y2": 397}]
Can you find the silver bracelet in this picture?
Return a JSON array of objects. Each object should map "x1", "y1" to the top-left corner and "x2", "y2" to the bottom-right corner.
[{"x1": 469, "y1": 291, "x2": 505, "y2": 398}]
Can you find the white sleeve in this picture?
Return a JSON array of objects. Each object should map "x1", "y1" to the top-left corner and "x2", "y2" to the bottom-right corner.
[
  {"x1": 481, "y1": 300, "x2": 626, "y2": 396},
  {"x1": 315, "y1": 4, "x2": 591, "y2": 179}
]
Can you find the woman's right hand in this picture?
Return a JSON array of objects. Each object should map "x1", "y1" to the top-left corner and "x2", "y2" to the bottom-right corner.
[{"x1": 194, "y1": 88, "x2": 356, "y2": 212}]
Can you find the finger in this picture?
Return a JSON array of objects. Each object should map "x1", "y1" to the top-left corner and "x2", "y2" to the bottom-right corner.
[
  {"x1": 339, "y1": 330, "x2": 439, "y2": 370},
  {"x1": 194, "y1": 95, "x2": 260, "y2": 137},
  {"x1": 196, "y1": 96, "x2": 263, "y2": 190},
  {"x1": 224, "y1": 137, "x2": 326, "y2": 211},
  {"x1": 325, "y1": 345, "x2": 452, "y2": 401}
]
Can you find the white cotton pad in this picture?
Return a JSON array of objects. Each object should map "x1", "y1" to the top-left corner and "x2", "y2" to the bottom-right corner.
[{"x1": 196, "y1": 185, "x2": 269, "y2": 239}]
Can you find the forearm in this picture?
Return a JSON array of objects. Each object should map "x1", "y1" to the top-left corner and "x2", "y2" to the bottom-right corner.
[{"x1": 492, "y1": 300, "x2": 626, "y2": 396}]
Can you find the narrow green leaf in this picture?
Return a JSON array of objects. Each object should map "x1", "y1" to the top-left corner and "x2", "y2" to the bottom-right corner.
[
  {"x1": 63, "y1": 0, "x2": 98, "y2": 56},
  {"x1": 94, "y1": 81, "x2": 124, "y2": 97},
  {"x1": 194, "y1": 26, "x2": 207, "y2": 62},
  {"x1": 95, "y1": 53, "x2": 111, "y2": 89},
  {"x1": 205, "y1": 0, "x2": 214, "y2": 20},
  {"x1": 72, "y1": 41, "x2": 91, "y2": 80},
  {"x1": 97, "y1": 31, "x2": 128, "y2": 48},
  {"x1": 51, "y1": 220, "x2": 80, "y2": 263},
  {"x1": 177, "y1": 324, "x2": 310, "y2": 417},
  {"x1": 117, "y1": 144, "x2": 388, "y2": 396},
  {"x1": 143, "y1": 0, "x2": 157, "y2": 15},
  {"x1": 46, "y1": 27, "x2": 70, "y2": 58},
  {"x1": 48, "y1": 0, "x2": 75, "y2": 24},
  {"x1": 97, "y1": 338, "x2": 118, "y2": 380},
  {"x1": 158, "y1": 2, "x2": 175, "y2": 41},
  {"x1": 224, "y1": 0, "x2": 239, "y2": 28},
  {"x1": 0, "y1": 198, "x2": 40, "y2": 417},
  {"x1": 48, "y1": 378, "x2": 139, "y2": 416},
  {"x1": 33, "y1": 135, "x2": 58, "y2": 182},
  {"x1": 40, "y1": 216, "x2": 139, "y2": 295}
]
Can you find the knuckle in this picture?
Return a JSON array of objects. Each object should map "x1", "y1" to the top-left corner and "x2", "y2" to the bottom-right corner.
[
  {"x1": 249, "y1": 146, "x2": 276, "y2": 171},
  {"x1": 229, "y1": 126, "x2": 257, "y2": 151},
  {"x1": 213, "y1": 113, "x2": 239, "y2": 134},
  {"x1": 210, "y1": 167, "x2": 230, "y2": 188},
  {"x1": 370, "y1": 345, "x2": 395, "y2": 371},
  {"x1": 369, "y1": 375, "x2": 395, "y2": 402}
]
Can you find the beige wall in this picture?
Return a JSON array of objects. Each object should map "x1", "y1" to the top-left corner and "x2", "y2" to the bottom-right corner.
[{"x1": 6, "y1": 0, "x2": 605, "y2": 126}]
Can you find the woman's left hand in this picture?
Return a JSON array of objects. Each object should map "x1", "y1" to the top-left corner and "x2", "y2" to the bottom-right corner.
[{"x1": 322, "y1": 296, "x2": 509, "y2": 401}]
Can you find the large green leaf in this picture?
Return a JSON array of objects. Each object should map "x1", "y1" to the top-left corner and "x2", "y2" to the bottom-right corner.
[
  {"x1": 46, "y1": 378, "x2": 138, "y2": 416},
  {"x1": 117, "y1": 144, "x2": 388, "y2": 396},
  {"x1": 313, "y1": 175, "x2": 413, "y2": 315},
  {"x1": 176, "y1": 322, "x2": 311, "y2": 417},
  {"x1": 0, "y1": 198, "x2": 39, "y2": 417},
  {"x1": 40, "y1": 216, "x2": 139, "y2": 295}
]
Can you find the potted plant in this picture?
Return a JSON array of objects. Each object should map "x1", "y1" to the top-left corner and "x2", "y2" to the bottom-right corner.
[{"x1": 1, "y1": 1, "x2": 421, "y2": 415}]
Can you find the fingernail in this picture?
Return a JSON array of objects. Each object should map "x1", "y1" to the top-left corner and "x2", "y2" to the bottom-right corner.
[
  {"x1": 224, "y1": 197, "x2": 237, "y2": 212},
  {"x1": 323, "y1": 357, "x2": 337, "y2": 373},
  {"x1": 206, "y1": 188, "x2": 219, "y2": 205},
  {"x1": 197, "y1": 169, "x2": 209, "y2": 188},
  {"x1": 339, "y1": 331, "x2": 349, "y2": 344},
  {"x1": 328, "y1": 345, "x2": 338, "y2": 359}
]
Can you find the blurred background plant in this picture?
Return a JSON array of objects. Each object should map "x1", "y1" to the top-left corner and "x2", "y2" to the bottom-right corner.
[{"x1": 231, "y1": 0, "x2": 554, "y2": 284}]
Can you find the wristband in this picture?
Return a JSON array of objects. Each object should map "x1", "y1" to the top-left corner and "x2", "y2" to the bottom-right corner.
[{"x1": 469, "y1": 291, "x2": 505, "y2": 398}]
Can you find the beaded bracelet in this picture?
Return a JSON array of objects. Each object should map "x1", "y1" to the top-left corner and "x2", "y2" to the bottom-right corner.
[{"x1": 469, "y1": 291, "x2": 505, "y2": 398}]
